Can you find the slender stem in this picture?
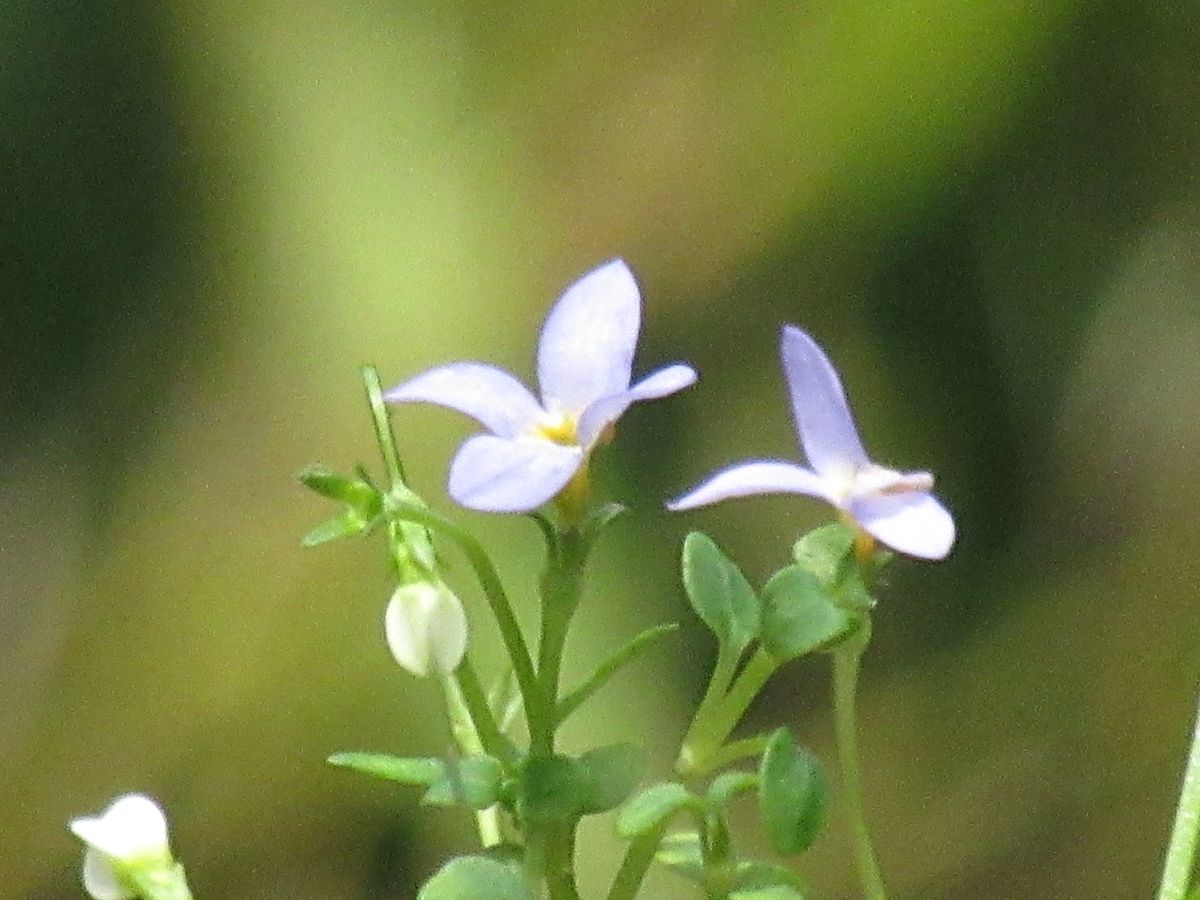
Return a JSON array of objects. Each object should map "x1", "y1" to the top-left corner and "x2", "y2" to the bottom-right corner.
[
  {"x1": 606, "y1": 824, "x2": 669, "y2": 900},
  {"x1": 362, "y1": 366, "x2": 405, "y2": 487},
  {"x1": 698, "y1": 734, "x2": 772, "y2": 772},
  {"x1": 532, "y1": 528, "x2": 586, "y2": 753},
  {"x1": 1157, "y1": 687, "x2": 1200, "y2": 900},
  {"x1": 677, "y1": 648, "x2": 778, "y2": 777},
  {"x1": 454, "y1": 662, "x2": 512, "y2": 765},
  {"x1": 832, "y1": 624, "x2": 887, "y2": 900}
]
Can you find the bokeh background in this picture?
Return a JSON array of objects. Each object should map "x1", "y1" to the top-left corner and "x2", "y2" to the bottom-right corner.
[{"x1": 4, "y1": 1, "x2": 1200, "y2": 897}]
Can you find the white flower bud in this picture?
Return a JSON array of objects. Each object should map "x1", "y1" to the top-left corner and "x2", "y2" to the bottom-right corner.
[
  {"x1": 384, "y1": 582, "x2": 468, "y2": 677},
  {"x1": 69, "y1": 794, "x2": 172, "y2": 900}
]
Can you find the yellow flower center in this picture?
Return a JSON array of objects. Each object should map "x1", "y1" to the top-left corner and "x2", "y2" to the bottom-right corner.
[{"x1": 535, "y1": 413, "x2": 579, "y2": 446}]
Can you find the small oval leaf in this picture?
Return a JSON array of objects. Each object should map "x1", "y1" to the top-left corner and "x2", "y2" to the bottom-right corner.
[
  {"x1": 417, "y1": 855, "x2": 531, "y2": 900},
  {"x1": 758, "y1": 728, "x2": 827, "y2": 855},
  {"x1": 682, "y1": 532, "x2": 759, "y2": 652},
  {"x1": 617, "y1": 782, "x2": 694, "y2": 838},
  {"x1": 759, "y1": 566, "x2": 854, "y2": 661}
]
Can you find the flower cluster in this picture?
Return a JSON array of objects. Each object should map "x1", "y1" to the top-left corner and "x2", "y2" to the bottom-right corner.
[{"x1": 390, "y1": 259, "x2": 953, "y2": 559}]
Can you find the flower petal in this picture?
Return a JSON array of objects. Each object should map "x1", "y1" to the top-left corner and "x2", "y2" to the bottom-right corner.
[
  {"x1": 537, "y1": 259, "x2": 641, "y2": 414},
  {"x1": 576, "y1": 363, "x2": 698, "y2": 447},
  {"x1": 667, "y1": 460, "x2": 834, "y2": 511},
  {"x1": 848, "y1": 491, "x2": 955, "y2": 560},
  {"x1": 70, "y1": 796, "x2": 168, "y2": 860},
  {"x1": 448, "y1": 434, "x2": 583, "y2": 512},
  {"x1": 81, "y1": 849, "x2": 132, "y2": 900},
  {"x1": 780, "y1": 325, "x2": 870, "y2": 476},
  {"x1": 385, "y1": 363, "x2": 543, "y2": 438}
]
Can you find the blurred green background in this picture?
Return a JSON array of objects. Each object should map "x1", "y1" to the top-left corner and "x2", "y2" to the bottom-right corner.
[{"x1": 4, "y1": 1, "x2": 1200, "y2": 897}]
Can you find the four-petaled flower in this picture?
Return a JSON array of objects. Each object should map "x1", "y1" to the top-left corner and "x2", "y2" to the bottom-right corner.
[
  {"x1": 386, "y1": 259, "x2": 697, "y2": 514},
  {"x1": 69, "y1": 794, "x2": 174, "y2": 900},
  {"x1": 669, "y1": 325, "x2": 954, "y2": 560}
]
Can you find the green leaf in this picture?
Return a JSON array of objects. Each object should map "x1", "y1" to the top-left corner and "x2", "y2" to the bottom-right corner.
[
  {"x1": 759, "y1": 566, "x2": 855, "y2": 661},
  {"x1": 707, "y1": 771, "x2": 758, "y2": 811},
  {"x1": 421, "y1": 755, "x2": 504, "y2": 810},
  {"x1": 791, "y1": 523, "x2": 856, "y2": 585},
  {"x1": 682, "y1": 532, "x2": 759, "y2": 653},
  {"x1": 758, "y1": 729, "x2": 827, "y2": 855},
  {"x1": 417, "y1": 855, "x2": 532, "y2": 900},
  {"x1": 518, "y1": 754, "x2": 582, "y2": 825},
  {"x1": 298, "y1": 465, "x2": 381, "y2": 513},
  {"x1": 730, "y1": 886, "x2": 806, "y2": 900},
  {"x1": 732, "y1": 859, "x2": 808, "y2": 893},
  {"x1": 557, "y1": 623, "x2": 679, "y2": 723},
  {"x1": 301, "y1": 510, "x2": 373, "y2": 547},
  {"x1": 654, "y1": 831, "x2": 706, "y2": 883},
  {"x1": 327, "y1": 752, "x2": 442, "y2": 785},
  {"x1": 616, "y1": 782, "x2": 695, "y2": 838},
  {"x1": 575, "y1": 743, "x2": 643, "y2": 815}
]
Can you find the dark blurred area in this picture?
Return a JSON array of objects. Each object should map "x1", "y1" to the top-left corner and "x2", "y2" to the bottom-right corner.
[{"x1": 4, "y1": 1, "x2": 1200, "y2": 897}]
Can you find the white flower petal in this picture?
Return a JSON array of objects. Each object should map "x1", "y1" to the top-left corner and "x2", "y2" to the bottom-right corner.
[
  {"x1": 849, "y1": 491, "x2": 955, "y2": 560},
  {"x1": 81, "y1": 849, "x2": 132, "y2": 900},
  {"x1": 70, "y1": 795, "x2": 168, "y2": 860},
  {"x1": 427, "y1": 590, "x2": 469, "y2": 675},
  {"x1": 537, "y1": 259, "x2": 641, "y2": 414},
  {"x1": 667, "y1": 460, "x2": 834, "y2": 511},
  {"x1": 780, "y1": 325, "x2": 870, "y2": 476},
  {"x1": 576, "y1": 363, "x2": 697, "y2": 447},
  {"x1": 385, "y1": 363, "x2": 543, "y2": 438},
  {"x1": 448, "y1": 434, "x2": 583, "y2": 512},
  {"x1": 385, "y1": 587, "x2": 433, "y2": 677}
]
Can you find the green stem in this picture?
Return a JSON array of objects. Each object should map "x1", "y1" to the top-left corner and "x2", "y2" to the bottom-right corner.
[
  {"x1": 532, "y1": 528, "x2": 587, "y2": 753},
  {"x1": 1157, "y1": 687, "x2": 1200, "y2": 900},
  {"x1": 453, "y1": 662, "x2": 512, "y2": 765},
  {"x1": 606, "y1": 824, "x2": 670, "y2": 900},
  {"x1": 678, "y1": 649, "x2": 778, "y2": 777},
  {"x1": 832, "y1": 623, "x2": 887, "y2": 900},
  {"x1": 362, "y1": 366, "x2": 405, "y2": 487},
  {"x1": 439, "y1": 670, "x2": 504, "y2": 847}
]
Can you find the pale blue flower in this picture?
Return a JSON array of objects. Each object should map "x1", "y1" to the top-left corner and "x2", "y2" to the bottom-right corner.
[
  {"x1": 386, "y1": 260, "x2": 697, "y2": 513},
  {"x1": 669, "y1": 325, "x2": 955, "y2": 560}
]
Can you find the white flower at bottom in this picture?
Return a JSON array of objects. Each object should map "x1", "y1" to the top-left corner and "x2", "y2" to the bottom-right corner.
[
  {"x1": 69, "y1": 794, "x2": 171, "y2": 900},
  {"x1": 385, "y1": 582, "x2": 469, "y2": 677}
]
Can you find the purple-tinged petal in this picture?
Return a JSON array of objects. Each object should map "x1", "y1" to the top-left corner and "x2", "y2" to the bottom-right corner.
[
  {"x1": 537, "y1": 260, "x2": 640, "y2": 414},
  {"x1": 385, "y1": 363, "x2": 543, "y2": 438},
  {"x1": 848, "y1": 491, "x2": 955, "y2": 560},
  {"x1": 576, "y1": 363, "x2": 697, "y2": 447},
  {"x1": 667, "y1": 460, "x2": 834, "y2": 511},
  {"x1": 780, "y1": 325, "x2": 870, "y2": 477},
  {"x1": 448, "y1": 434, "x2": 583, "y2": 512}
]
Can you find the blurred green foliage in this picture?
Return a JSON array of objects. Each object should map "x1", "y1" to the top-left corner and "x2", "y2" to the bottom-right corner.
[{"x1": 3, "y1": 1, "x2": 1200, "y2": 897}]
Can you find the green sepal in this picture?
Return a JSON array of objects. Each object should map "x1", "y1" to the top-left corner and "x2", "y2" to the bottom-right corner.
[
  {"x1": 616, "y1": 782, "x2": 696, "y2": 838},
  {"x1": 758, "y1": 729, "x2": 827, "y2": 855},
  {"x1": 301, "y1": 510, "x2": 379, "y2": 547},
  {"x1": 759, "y1": 566, "x2": 855, "y2": 661},
  {"x1": 416, "y1": 855, "x2": 532, "y2": 900},
  {"x1": 327, "y1": 752, "x2": 442, "y2": 785},
  {"x1": 707, "y1": 770, "x2": 758, "y2": 812},
  {"x1": 421, "y1": 754, "x2": 504, "y2": 810},
  {"x1": 557, "y1": 622, "x2": 679, "y2": 723},
  {"x1": 681, "y1": 532, "x2": 759, "y2": 654}
]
